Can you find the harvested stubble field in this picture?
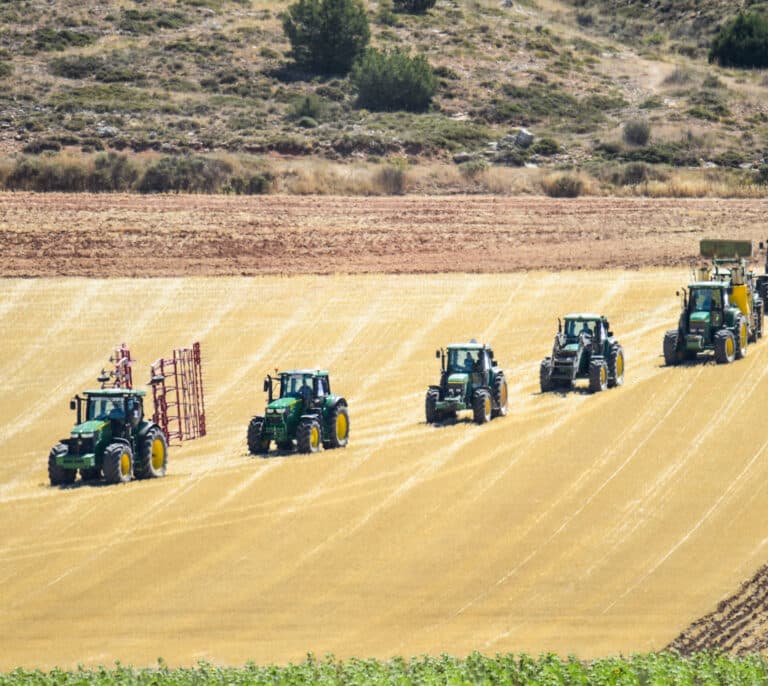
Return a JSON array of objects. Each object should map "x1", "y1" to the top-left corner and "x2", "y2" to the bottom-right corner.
[{"x1": 2, "y1": 194, "x2": 768, "y2": 670}]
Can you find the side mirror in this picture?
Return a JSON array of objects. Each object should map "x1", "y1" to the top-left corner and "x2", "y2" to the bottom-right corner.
[
  {"x1": 435, "y1": 349, "x2": 440, "y2": 358},
  {"x1": 676, "y1": 291, "x2": 680, "y2": 297},
  {"x1": 263, "y1": 378, "x2": 269, "y2": 393},
  {"x1": 557, "y1": 318, "x2": 562, "y2": 333},
  {"x1": 761, "y1": 242, "x2": 765, "y2": 250},
  {"x1": 69, "y1": 399, "x2": 76, "y2": 411}
]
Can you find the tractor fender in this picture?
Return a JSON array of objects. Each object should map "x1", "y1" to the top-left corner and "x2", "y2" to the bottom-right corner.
[
  {"x1": 428, "y1": 384, "x2": 442, "y2": 393},
  {"x1": 471, "y1": 385, "x2": 492, "y2": 397},
  {"x1": 136, "y1": 421, "x2": 163, "y2": 441},
  {"x1": 300, "y1": 412, "x2": 322, "y2": 422},
  {"x1": 108, "y1": 437, "x2": 132, "y2": 450}
]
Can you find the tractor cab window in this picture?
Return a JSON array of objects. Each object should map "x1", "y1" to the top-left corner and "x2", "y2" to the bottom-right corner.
[
  {"x1": 126, "y1": 397, "x2": 143, "y2": 426},
  {"x1": 87, "y1": 396, "x2": 125, "y2": 421},
  {"x1": 314, "y1": 376, "x2": 326, "y2": 399},
  {"x1": 280, "y1": 374, "x2": 313, "y2": 400},
  {"x1": 691, "y1": 289, "x2": 712, "y2": 312},
  {"x1": 565, "y1": 320, "x2": 596, "y2": 340},
  {"x1": 448, "y1": 349, "x2": 480, "y2": 373}
]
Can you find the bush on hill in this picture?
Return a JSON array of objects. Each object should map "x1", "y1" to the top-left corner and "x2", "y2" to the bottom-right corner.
[
  {"x1": 352, "y1": 48, "x2": 436, "y2": 112},
  {"x1": 709, "y1": 11, "x2": 768, "y2": 67}
]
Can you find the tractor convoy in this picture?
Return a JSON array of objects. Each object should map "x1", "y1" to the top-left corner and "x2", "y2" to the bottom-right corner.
[{"x1": 46, "y1": 238, "x2": 768, "y2": 485}]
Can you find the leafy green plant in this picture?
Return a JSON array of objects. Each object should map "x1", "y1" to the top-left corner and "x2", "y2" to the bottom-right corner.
[
  {"x1": 351, "y1": 48, "x2": 436, "y2": 112},
  {"x1": 710, "y1": 11, "x2": 768, "y2": 68},
  {"x1": 282, "y1": 0, "x2": 370, "y2": 75}
]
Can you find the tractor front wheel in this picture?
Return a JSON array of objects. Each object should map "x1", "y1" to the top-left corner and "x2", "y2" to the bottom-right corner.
[
  {"x1": 48, "y1": 444, "x2": 75, "y2": 486},
  {"x1": 588, "y1": 360, "x2": 608, "y2": 393},
  {"x1": 735, "y1": 316, "x2": 748, "y2": 359},
  {"x1": 297, "y1": 418, "x2": 322, "y2": 454},
  {"x1": 492, "y1": 374, "x2": 508, "y2": 418},
  {"x1": 539, "y1": 358, "x2": 555, "y2": 393},
  {"x1": 714, "y1": 329, "x2": 736, "y2": 364},
  {"x1": 607, "y1": 345, "x2": 625, "y2": 388},
  {"x1": 472, "y1": 390, "x2": 492, "y2": 425},
  {"x1": 663, "y1": 330, "x2": 683, "y2": 366},
  {"x1": 425, "y1": 388, "x2": 439, "y2": 424},
  {"x1": 137, "y1": 427, "x2": 168, "y2": 478},
  {"x1": 326, "y1": 404, "x2": 350, "y2": 448},
  {"x1": 103, "y1": 443, "x2": 133, "y2": 484},
  {"x1": 247, "y1": 416, "x2": 270, "y2": 455}
]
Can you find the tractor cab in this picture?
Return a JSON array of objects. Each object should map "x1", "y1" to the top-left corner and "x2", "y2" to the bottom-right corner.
[{"x1": 686, "y1": 283, "x2": 727, "y2": 330}]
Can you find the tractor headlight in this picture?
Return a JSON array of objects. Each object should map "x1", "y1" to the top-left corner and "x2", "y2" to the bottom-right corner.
[{"x1": 76, "y1": 432, "x2": 95, "y2": 439}]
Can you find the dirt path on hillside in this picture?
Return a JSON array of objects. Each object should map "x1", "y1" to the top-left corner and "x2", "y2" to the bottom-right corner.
[{"x1": 1, "y1": 194, "x2": 767, "y2": 277}]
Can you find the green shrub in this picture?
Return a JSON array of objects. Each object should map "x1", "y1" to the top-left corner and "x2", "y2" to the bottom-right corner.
[
  {"x1": 87, "y1": 152, "x2": 138, "y2": 191},
  {"x1": 459, "y1": 158, "x2": 488, "y2": 180},
  {"x1": 709, "y1": 11, "x2": 768, "y2": 68},
  {"x1": 530, "y1": 137, "x2": 560, "y2": 156},
  {"x1": 623, "y1": 118, "x2": 651, "y2": 146},
  {"x1": 6, "y1": 157, "x2": 88, "y2": 192},
  {"x1": 0, "y1": 61, "x2": 12, "y2": 78},
  {"x1": 229, "y1": 173, "x2": 273, "y2": 194},
  {"x1": 49, "y1": 53, "x2": 145, "y2": 82},
  {"x1": 33, "y1": 27, "x2": 96, "y2": 52},
  {"x1": 542, "y1": 173, "x2": 583, "y2": 197},
  {"x1": 393, "y1": 0, "x2": 437, "y2": 13},
  {"x1": 282, "y1": 0, "x2": 370, "y2": 75},
  {"x1": 756, "y1": 164, "x2": 768, "y2": 184},
  {"x1": 118, "y1": 8, "x2": 189, "y2": 35},
  {"x1": 289, "y1": 94, "x2": 328, "y2": 120},
  {"x1": 138, "y1": 155, "x2": 233, "y2": 193},
  {"x1": 22, "y1": 139, "x2": 62, "y2": 154},
  {"x1": 351, "y1": 48, "x2": 436, "y2": 112}
]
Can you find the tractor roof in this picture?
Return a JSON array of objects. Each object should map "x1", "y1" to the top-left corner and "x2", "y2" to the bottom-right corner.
[
  {"x1": 446, "y1": 342, "x2": 489, "y2": 351},
  {"x1": 564, "y1": 313, "x2": 603, "y2": 321},
  {"x1": 83, "y1": 388, "x2": 146, "y2": 397},
  {"x1": 279, "y1": 369, "x2": 329, "y2": 377},
  {"x1": 688, "y1": 282, "x2": 727, "y2": 289}
]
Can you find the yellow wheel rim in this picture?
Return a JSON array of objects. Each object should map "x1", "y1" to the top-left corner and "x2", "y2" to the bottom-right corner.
[
  {"x1": 310, "y1": 425, "x2": 320, "y2": 448},
  {"x1": 120, "y1": 451, "x2": 131, "y2": 477},
  {"x1": 741, "y1": 323, "x2": 747, "y2": 346},
  {"x1": 336, "y1": 412, "x2": 348, "y2": 440},
  {"x1": 600, "y1": 366, "x2": 607, "y2": 385},
  {"x1": 484, "y1": 396, "x2": 491, "y2": 416},
  {"x1": 500, "y1": 383, "x2": 508, "y2": 407},
  {"x1": 151, "y1": 438, "x2": 165, "y2": 470},
  {"x1": 726, "y1": 336, "x2": 734, "y2": 357},
  {"x1": 617, "y1": 354, "x2": 624, "y2": 377}
]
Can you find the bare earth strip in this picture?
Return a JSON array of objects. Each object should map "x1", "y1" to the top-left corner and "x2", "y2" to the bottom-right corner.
[
  {"x1": 3, "y1": 273, "x2": 768, "y2": 669},
  {"x1": 1, "y1": 194, "x2": 768, "y2": 277}
]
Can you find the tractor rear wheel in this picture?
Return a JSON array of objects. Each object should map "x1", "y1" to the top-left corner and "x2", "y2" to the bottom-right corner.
[
  {"x1": 79, "y1": 467, "x2": 101, "y2": 481},
  {"x1": 103, "y1": 443, "x2": 133, "y2": 484},
  {"x1": 588, "y1": 360, "x2": 608, "y2": 393},
  {"x1": 607, "y1": 345, "x2": 625, "y2": 388},
  {"x1": 247, "y1": 416, "x2": 270, "y2": 455},
  {"x1": 491, "y1": 374, "x2": 508, "y2": 418},
  {"x1": 48, "y1": 444, "x2": 75, "y2": 486},
  {"x1": 714, "y1": 329, "x2": 736, "y2": 364},
  {"x1": 472, "y1": 389, "x2": 492, "y2": 424},
  {"x1": 425, "y1": 388, "x2": 439, "y2": 423},
  {"x1": 735, "y1": 316, "x2": 748, "y2": 359},
  {"x1": 663, "y1": 330, "x2": 683, "y2": 366},
  {"x1": 539, "y1": 358, "x2": 555, "y2": 393},
  {"x1": 326, "y1": 404, "x2": 350, "y2": 448},
  {"x1": 137, "y1": 427, "x2": 167, "y2": 478},
  {"x1": 297, "y1": 418, "x2": 322, "y2": 454}
]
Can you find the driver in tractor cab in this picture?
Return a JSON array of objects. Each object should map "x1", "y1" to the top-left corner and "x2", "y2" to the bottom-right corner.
[
  {"x1": 580, "y1": 322, "x2": 593, "y2": 338},
  {"x1": 463, "y1": 352, "x2": 474, "y2": 372},
  {"x1": 300, "y1": 378, "x2": 312, "y2": 405},
  {"x1": 693, "y1": 289, "x2": 712, "y2": 312}
]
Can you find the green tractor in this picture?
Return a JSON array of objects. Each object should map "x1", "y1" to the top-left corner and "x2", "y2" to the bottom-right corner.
[
  {"x1": 48, "y1": 388, "x2": 168, "y2": 486},
  {"x1": 539, "y1": 314, "x2": 625, "y2": 393},
  {"x1": 664, "y1": 239, "x2": 763, "y2": 365},
  {"x1": 425, "y1": 341, "x2": 508, "y2": 424},
  {"x1": 247, "y1": 370, "x2": 350, "y2": 456}
]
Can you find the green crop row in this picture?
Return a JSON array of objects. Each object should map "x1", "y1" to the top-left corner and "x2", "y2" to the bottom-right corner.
[{"x1": 2, "y1": 651, "x2": 768, "y2": 685}]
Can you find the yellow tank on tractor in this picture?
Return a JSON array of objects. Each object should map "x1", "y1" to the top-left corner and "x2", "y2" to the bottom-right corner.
[{"x1": 664, "y1": 239, "x2": 764, "y2": 365}]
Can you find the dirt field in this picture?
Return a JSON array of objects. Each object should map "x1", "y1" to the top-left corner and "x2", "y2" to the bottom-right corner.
[
  {"x1": 2, "y1": 271, "x2": 768, "y2": 669},
  {"x1": 2, "y1": 194, "x2": 768, "y2": 276}
]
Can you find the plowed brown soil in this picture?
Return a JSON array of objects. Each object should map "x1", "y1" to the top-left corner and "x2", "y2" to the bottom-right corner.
[
  {"x1": 3, "y1": 269, "x2": 768, "y2": 669},
  {"x1": 1, "y1": 194, "x2": 768, "y2": 276}
]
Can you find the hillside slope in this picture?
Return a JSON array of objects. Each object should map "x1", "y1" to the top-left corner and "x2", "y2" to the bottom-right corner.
[{"x1": 3, "y1": 272, "x2": 768, "y2": 667}]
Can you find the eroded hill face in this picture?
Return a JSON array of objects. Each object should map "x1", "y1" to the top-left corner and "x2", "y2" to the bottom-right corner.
[{"x1": 3, "y1": 272, "x2": 768, "y2": 668}]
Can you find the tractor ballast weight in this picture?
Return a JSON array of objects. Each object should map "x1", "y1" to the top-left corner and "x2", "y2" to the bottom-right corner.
[
  {"x1": 425, "y1": 341, "x2": 508, "y2": 424},
  {"x1": 539, "y1": 315, "x2": 625, "y2": 393},
  {"x1": 48, "y1": 342, "x2": 206, "y2": 486},
  {"x1": 664, "y1": 239, "x2": 763, "y2": 365},
  {"x1": 247, "y1": 370, "x2": 349, "y2": 456}
]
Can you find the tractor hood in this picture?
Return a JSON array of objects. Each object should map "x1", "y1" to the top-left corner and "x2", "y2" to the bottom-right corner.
[
  {"x1": 690, "y1": 311, "x2": 710, "y2": 324},
  {"x1": 447, "y1": 373, "x2": 469, "y2": 385},
  {"x1": 71, "y1": 419, "x2": 107, "y2": 436},
  {"x1": 267, "y1": 397, "x2": 300, "y2": 412}
]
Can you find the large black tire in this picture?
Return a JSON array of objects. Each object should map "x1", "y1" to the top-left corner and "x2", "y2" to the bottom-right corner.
[
  {"x1": 663, "y1": 330, "x2": 683, "y2": 366},
  {"x1": 588, "y1": 359, "x2": 608, "y2": 393},
  {"x1": 425, "y1": 388, "x2": 439, "y2": 424},
  {"x1": 48, "y1": 443, "x2": 75, "y2": 486},
  {"x1": 491, "y1": 374, "x2": 508, "y2": 418},
  {"x1": 714, "y1": 329, "x2": 736, "y2": 364},
  {"x1": 297, "y1": 417, "x2": 321, "y2": 454},
  {"x1": 136, "y1": 427, "x2": 168, "y2": 479},
  {"x1": 607, "y1": 344, "x2": 625, "y2": 388},
  {"x1": 472, "y1": 389, "x2": 492, "y2": 425},
  {"x1": 247, "y1": 416, "x2": 270, "y2": 455},
  {"x1": 102, "y1": 442, "x2": 133, "y2": 484},
  {"x1": 326, "y1": 404, "x2": 350, "y2": 448},
  {"x1": 756, "y1": 302, "x2": 764, "y2": 340},
  {"x1": 735, "y1": 315, "x2": 748, "y2": 360},
  {"x1": 79, "y1": 467, "x2": 101, "y2": 481},
  {"x1": 539, "y1": 358, "x2": 555, "y2": 393}
]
